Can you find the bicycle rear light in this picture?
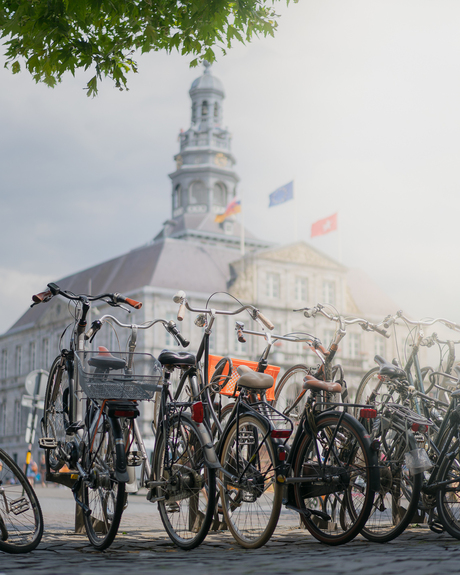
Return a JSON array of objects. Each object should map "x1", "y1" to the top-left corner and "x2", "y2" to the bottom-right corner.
[
  {"x1": 360, "y1": 408, "x2": 377, "y2": 419},
  {"x1": 411, "y1": 423, "x2": 428, "y2": 433},
  {"x1": 113, "y1": 410, "x2": 137, "y2": 418},
  {"x1": 278, "y1": 446, "x2": 287, "y2": 461},
  {"x1": 191, "y1": 401, "x2": 204, "y2": 424},
  {"x1": 271, "y1": 430, "x2": 291, "y2": 439}
]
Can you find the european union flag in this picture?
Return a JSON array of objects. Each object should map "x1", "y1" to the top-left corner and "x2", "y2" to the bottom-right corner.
[{"x1": 269, "y1": 181, "x2": 294, "y2": 207}]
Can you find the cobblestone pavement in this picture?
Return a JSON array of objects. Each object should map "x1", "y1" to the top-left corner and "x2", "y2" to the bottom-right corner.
[{"x1": 2, "y1": 486, "x2": 460, "y2": 574}]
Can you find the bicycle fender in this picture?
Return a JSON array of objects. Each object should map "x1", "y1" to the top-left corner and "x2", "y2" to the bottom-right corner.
[
  {"x1": 109, "y1": 417, "x2": 129, "y2": 483},
  {"x1": 195, "y1": 421, "x2": 220, "y2": 469}
]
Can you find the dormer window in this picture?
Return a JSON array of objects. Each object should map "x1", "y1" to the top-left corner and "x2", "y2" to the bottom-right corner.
[{"x1": 202, "y1": 101, "x2": 208, "y2": 116}]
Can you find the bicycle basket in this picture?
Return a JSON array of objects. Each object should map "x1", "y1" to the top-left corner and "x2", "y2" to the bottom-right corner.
[
  {"x1": 208, "y1": 355, "x2": 279, "y2": 401},
  {"x1": 76, "y1": 350, "x2": 162, "y2": 400}
]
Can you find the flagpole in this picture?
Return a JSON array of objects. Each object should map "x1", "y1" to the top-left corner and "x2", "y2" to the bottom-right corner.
[
  {"x1": 294, "y1": 180, "x2": 299, "y2": 242},
  {"x1": 337, "y1": 213, "x2": 342, "y2": 264}
]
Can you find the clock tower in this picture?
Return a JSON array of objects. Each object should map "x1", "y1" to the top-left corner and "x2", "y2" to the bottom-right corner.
[{"x1": 169, "y1": 62, "x2": 239, "y2": 220}]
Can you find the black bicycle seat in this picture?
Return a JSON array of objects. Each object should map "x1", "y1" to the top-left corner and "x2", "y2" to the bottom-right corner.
[
  {"x1": 158, "y1": 349, "x2": 196, "y2": 367},
  {"x1": 88, "y1": 355, "x2": 126, "y2": 371},
  {"x1": 374, "y1": 355, "x2": 407, "y2": 379}
]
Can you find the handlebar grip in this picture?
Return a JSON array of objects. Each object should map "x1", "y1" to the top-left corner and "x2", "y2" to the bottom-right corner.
[
  {"x1": 383, "y1": 316, "x2": 396, "y2": 329},
  {"x1": 257, "y1": 312, "x2": 274, "y2": 331},
  {"x1": 32, "y1": 289, "x2": 52, "y2": 304},
  {"x1": 177, "y1": 303, "x2": 186, "y2": 321},
  {"x1": 374, "y1": 326, "x2": 390, "y2": 339},
  {"x1": 176, "y1": 332, "x2": 190, "y2": 348},
  {"x1": 124, "y1": 297, "x2": 142, "y2": 310}
]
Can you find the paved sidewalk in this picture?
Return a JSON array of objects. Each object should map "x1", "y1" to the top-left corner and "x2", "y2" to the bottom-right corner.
[{"x1": 2, "y1": 487, "x2": 460, "y2": 575}]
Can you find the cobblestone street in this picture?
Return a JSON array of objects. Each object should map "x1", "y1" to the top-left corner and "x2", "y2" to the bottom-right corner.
[{"x1": 1, "y1": 486, "x2": 460, "y2": 574}]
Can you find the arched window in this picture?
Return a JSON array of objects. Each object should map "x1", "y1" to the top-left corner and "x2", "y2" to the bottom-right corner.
[
  {"x1": 202, "y1": 101, "x2": 208, "y2": 117},
  {"x1": 174, "y1": 184, "x2": 182, "y2": 209},
  {"x1": 191, "y1": 102, "x2": 197, "y2": 124},
  {"x1": 190, "y1": 181, "x2": 207, "y2": 204},
  {"x1": 213, "y1": 182, "x2": 227, "y2": 207},
  {"x1": 214, "y1": 103, "x2": 219, "y2": 120}
]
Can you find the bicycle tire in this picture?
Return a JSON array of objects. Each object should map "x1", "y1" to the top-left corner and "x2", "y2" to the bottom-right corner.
[
  {"x1": 42, "y1": 355, "x2": 75, "y2": 471},
  {"x1": 0, "y1": 448, "x2": 44, "y2": 554},
  {"x1": 436, "y1": 430, "x2": 460, "y2": 539},
  {"x1": 81, "y1": 412, "x2": 126, "y2": 550},
  {"x1": 354, "y1": 367, "x2": 395, "y2": 417},
  {"x1": 273, "y1": 365, "x2": 309, "y2": 420},
  {"x1": 293, "y1": 411, "x2": 376, "y2": 545},
  {"x1": 153, "y1": 414, "x2": 216, "y2": 550},
  {"x1": 219, "y1": 414, "x2": 282, "y2": 549},
  {"x1": 361, "y1": 426, "x2": 422, "y2": 543}
]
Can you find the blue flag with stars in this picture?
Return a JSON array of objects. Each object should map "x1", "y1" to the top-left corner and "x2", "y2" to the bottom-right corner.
[{"x1": 269, "y1": 181, "x2": 294, "y2": 207}]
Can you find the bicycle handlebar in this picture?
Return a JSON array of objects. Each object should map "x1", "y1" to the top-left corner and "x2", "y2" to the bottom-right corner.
[
  {"x1": 173, "y1": 290, "x2": 274, "y2": 330},
  {"x1": 295, "y1": 303, "x2": 390, "y2": 338},
  {"x1": 384, "y1": 310, "x2": 460, "y2": 333},
  {"x1": 31, "y1": 283, "x2": 143, "y2": 310}
]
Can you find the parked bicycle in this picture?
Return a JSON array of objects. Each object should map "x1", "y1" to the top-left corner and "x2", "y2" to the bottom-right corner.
[
  {"x1": 34, "y1": 283, "x2": 155, "y2": 550},
  {"x1": 171, "y1": 291, "x2": 380, "y2": 547},
  {"x1": 0, "y1": 447, "x2": 43, "y2": 553}
]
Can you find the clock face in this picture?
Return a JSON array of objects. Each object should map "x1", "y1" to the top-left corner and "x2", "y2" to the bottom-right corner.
[
  {"x1": 214, "y1": 153, "x2": 228, "y2": 167},
  {"x1": 176, "y1": 155, "x2": 183, "y2": 169}
]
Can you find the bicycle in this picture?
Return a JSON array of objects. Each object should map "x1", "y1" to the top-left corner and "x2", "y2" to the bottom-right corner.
[
  {"x1": 172, "y1": 291, "x2": 380, "y2": 546},
  {"x1": 34, "y1": 282, "x2": 153, "y2": 550},
  {"x1": 273, "y1": 303, "x2": 389, "y2": 420},
  {"x1": 0, "y1": 447, "x2": 44, "y2": 553},
  {"x1": 355, "y1": 311, "x2": 460, "y2": 420},
  {"x1": 84, "y1": 310, "x2": 219, "y2": 550}
]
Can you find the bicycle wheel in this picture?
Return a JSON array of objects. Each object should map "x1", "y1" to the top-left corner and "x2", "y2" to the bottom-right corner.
[
  {"x1": 0, "y1": 448, "x2": 44, "y2": 553},
  {"x1": 354, "y1": 367, "x2": 394, "y2": 417},
  {"x1": 81, "y1": 413, "x2": 126, "y2": 550},
  {"x1": 154, "y1": 414, "x2": 216, "y2": 550},
  {"x1": 361, "y1": 426, "x2": 422, "y2": 542},
  {"x1": 42, "y1": 355, "x2": 74, "y2": 471},
  {"x1": 219, "y1": 415, "x2": 282, "y2": 549},
  {"x1": 273, "y1": 365, "x2": 309, "y2": 421},
  {"x1": 436, "y1": 431, "x2": 460, "y2": 539},
  {"x1": 293, "y1": 411, "x2": 376, "y2": 545}
]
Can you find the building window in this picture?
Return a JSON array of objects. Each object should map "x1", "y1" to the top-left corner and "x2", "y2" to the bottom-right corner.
[
  {"x1": 174, "y1": 184, "x2": 182, "y2": 209},
  {"x1": 349, "y1": 333, "x2": 361, "y2": 359},
  {"x1": 189, "y1": 181, "x2": 207, "y2": 204},
  {"x1": 15, "y1": 345, "x2": 22, "y2": 376},
  {"x1": 323, "y1": 280, "x2": 336, "y2": 305},
  {"x1": 323, "y1": 329, "x2": 336, "y2": 349},
  {"x1": 0, "y1": 402, "x2": 6, "y2": 436},
  {"x1": 266, "y1": 273, "x2": 281, "y2": 299},
  {"x1": 213, "y1": 182, "x2": 227, "y2": 207},
  {"x1": 1, "y1": 349, "x2": 7, "y2": 379},
  {"x1": 191, "y1": 102, "x2": 197, "y2": 124},
  {"x1": 42, "y1": 338, "x2": 49, "y2": 369},
  {"x1": 201, "y1": 100, "x2": 208, "y2": 117},
  {"x1": 375, "y1": 336, "x2": 385, "y2": 357},
  {"x1": 295, "y1": 277, "x2": 308, "y2": 303},
  {"x1": 29, "y1": 341, "x2": 36, "y2": 371},
  {"x1": 214, "y1": 102, "x2": 219, "y2": 120},
  {"x1": 14, "y1": 400, "x2": 21, "y2": 435}
]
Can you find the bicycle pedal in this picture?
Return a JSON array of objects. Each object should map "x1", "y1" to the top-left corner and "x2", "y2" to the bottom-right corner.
[
  {"x1": 429, "y1": 521, "x2": 444, "y2": 534},
  {"x1": 39, "y1": 438, "x2": 58, "y2": 450},
  {"x1": 309, "y1": 508, "x2": 332, "y2": 521}
]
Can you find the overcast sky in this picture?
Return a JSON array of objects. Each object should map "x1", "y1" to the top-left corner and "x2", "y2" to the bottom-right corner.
[{"x1": 1, "y1": 0, "x2": 460, "y2": 334}]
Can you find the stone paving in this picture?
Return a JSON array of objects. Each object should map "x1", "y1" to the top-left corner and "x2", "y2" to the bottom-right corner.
[{"x1": 2, "y1": 487, "x2": 460, "y2": 575}]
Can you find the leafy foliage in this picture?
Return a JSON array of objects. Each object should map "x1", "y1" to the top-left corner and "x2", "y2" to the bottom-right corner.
[{"x1": 0, "y1": 0, "x2": 291, "y2": 96}]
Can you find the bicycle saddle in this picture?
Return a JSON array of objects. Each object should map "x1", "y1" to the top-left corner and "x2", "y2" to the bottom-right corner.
[
  {"x1": 302, "y1": 374, "x2": 342, "y2": 394},
  {"x1": 374, "y1": 355, "x2": 407, "y2": 379},
  {"x1": 158, "y1": 349, "x2": 196, "y2": 367},
  {"x1": 88, "y1": 355, "x2": 126, "y2": 371},
  {"x1": 236, "y1": 366, "x2": 274, "y2": 390}
]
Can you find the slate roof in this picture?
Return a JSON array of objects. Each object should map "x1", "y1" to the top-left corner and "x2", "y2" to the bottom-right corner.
[{"x1": 8, "y1": 238, "x2": 243, "y2": 333}]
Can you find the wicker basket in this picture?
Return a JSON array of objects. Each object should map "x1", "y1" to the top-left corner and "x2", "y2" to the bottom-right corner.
[
  {"x1": 208, "y1": 355, "x2": 280, "y2": 401},
  {"x1": 76, "y1": 350, "x2": 162, "y2": 400}
]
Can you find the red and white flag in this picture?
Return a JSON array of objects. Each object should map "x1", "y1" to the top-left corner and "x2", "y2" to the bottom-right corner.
[{"x1": 311, "y1": 213, "x2": 338, "y2": 238}]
